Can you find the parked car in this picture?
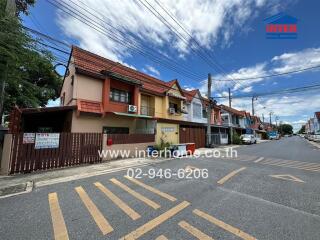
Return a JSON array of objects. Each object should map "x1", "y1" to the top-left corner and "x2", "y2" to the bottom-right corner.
[
  {"x1": 314, "y1": 135, "x2": 320, "y2": 142},
  {"x1": 240, "y1": 134, "x2": 257, "y2": 144}
]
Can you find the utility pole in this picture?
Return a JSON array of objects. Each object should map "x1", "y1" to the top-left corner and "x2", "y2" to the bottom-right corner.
[
  {"x1": 262, "y1": 113, "x2": 265, "y2": 123},
  {"x1": 251, "y1": 96, "x2": 256, "y2": 116},
  {"x1": 207, "y1": 73, "x2": 212, "y2": 147},
  {"x1": 228, "y1": 88, "x2": 231, "y2": 107},
  {"x1": 269, "y1": 111, "x2": 273, "y2": 126}
]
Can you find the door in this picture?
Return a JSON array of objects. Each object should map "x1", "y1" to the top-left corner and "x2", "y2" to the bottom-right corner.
[{"x1": 179, "y1": 125, "x2": 205, "y2": 148}]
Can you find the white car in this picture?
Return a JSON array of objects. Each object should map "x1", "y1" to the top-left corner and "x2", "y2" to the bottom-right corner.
[{"x1": 240, "y1": 134, "x2": 257, "y2": 144}]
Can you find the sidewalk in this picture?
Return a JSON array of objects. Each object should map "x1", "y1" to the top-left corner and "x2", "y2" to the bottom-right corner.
[{"x1": 0, "y1": 157, "x2": 168, "y2": 198}]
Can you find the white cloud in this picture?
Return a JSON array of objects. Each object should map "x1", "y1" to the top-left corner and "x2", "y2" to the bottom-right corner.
[
  {"x1": 142, "y1": 65, "x2": 160, "y2": 77},
  {"x1": 227, "y1": 92, "x2": 320, "y2": 130},
  {"x1": 242, "y1": 86, "x2": 253, "y2": 93},
  {"x1": 199, "y1": 47, "x2": 320, "y2": 95},
  {"x1": 271, "y1": 48, "x2": 320, "y2": 74},
  {"x1": 57, "y1": 0, "x2": 280, "y2": 61}
]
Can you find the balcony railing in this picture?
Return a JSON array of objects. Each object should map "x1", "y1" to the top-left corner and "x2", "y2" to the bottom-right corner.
[{"x1": 140, "y1": 106, "x2": 155, "y2": 116}]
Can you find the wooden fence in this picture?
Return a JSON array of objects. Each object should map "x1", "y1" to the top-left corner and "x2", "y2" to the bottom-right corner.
[
  {"x1": 107, "y1": 134, "x2": 155, "y2": 145},
  {"x1": 9, "y1": 133, "x2": 102, "y2": 174}
]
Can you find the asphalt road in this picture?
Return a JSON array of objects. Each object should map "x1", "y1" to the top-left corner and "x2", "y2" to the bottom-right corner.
[{"x1": 0, "y1": 136, "x2": 320, "y2": 240}]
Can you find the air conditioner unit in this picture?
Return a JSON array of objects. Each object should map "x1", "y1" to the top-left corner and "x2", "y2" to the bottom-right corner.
[
  {"x1": 128, "y1": 105, "x2": 137, "y2": 113},
  {"x1": 181, "y1": 105, "x2": 188, "y2": 114},
  {"x1": 169, "y1": 108, "x2": 175, "y2": 114}
]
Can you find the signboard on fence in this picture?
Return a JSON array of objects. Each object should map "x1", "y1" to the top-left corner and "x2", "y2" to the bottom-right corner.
[
  {"x1": 35, "y1": 133, "x2": 60, "y2": 149},
  {"x1": 23, "y1": 133, "x2": 35, "y2": 144}
]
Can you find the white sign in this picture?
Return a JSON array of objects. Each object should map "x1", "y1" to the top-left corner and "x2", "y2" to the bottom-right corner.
[
  {"x1": 35, "y1": 133, "x2": 60, "y2": 149},
  {"x1": 161, "y1": 127, "x2": 175, "y2": 133},
  {"x1": 23, "y1": 133, "x2": 35, "y2": 144}
]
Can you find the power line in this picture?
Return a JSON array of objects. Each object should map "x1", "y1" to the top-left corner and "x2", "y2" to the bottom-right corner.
[
  {"x1": 137, "y1": 0, "x2": 245, "y2": 89},
  {"x1": 150, "y1": 0, "x2": 245, "y2": 89},
  {"x1": 48, "y1": 0, "x2": 206, "y2": 82},
  {"x1": 215, "y1": 65, "x2": 320, "y2": 81},
  {"x1": 28, "y1": 30, "x2": 320, "y2": 120},
  {"x1": 231, "y1": 83, "x2": 320, "y2": 99},
  {"x1": 18, "y1": 26, "x2": 211, "y2": 103}
]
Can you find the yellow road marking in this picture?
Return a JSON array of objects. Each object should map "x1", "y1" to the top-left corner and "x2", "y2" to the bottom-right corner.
[
  {"x1": 94, "y1": 182, "x2": 141, "y2": 220},
  {"x1": 270, "y1": 174, "x2": 304, "y2": 183},
  {"x1": 178, "y1": 220, "x2": 214, "y2": 240},
  {"x1": 254, "y1": 157, "x2": 264, "y2": 163},
  {"x1": 303, "y1": 166, "x2": 320, "y2": 171},
  {"x1": 278, "y1": 161, "x2": 319, "y2": 168},
  {"x1": 185, "y1": 165, "x2": 200, "y2": 171},
  {"x1": 261, "y1": 161, "x2": 320, "y2": 172},
  {"x1": 75, "y1": 186, "x2": 113, "y2": 235},
  {"x1": 111, "y1": 178, "x2": 160, "y2": 209},
  {"x1": 155, "y1": 235, "x2": 168, "y2": 240},
  {"x1": 193, "y1": 209, "x2": 256, "y2": 240},
  {"x1": 217, "y1": 167, "x2": 246, "y2": 185},
  {"x1": 121, "y1": 201, "x2": 190, "y2": 240},
  {"x1": 124, "y1": 176, "x2": 177, "y2": 202},
  {"x1": 48, "y1": 193, "x2": 69, "y2": 240}
]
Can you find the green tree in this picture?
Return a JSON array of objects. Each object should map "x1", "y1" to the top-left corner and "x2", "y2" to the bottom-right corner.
[
  {"x1": 0, "y1": 0, "x2": 61, "y2": 124},
  {"x1": 298, "y1": 125, "x2": 305, "y2": 134},
  {"x1": 278, "y1": 124, "x2": 293, "y2": 135}
]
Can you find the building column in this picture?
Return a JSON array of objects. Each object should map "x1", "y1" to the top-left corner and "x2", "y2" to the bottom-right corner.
[
  {"x1": 102, "y1": 77, "x2": 110, "y2": 112},
  {"x1": 133, "y1": 85, "x2": 139, "y2": 114}
]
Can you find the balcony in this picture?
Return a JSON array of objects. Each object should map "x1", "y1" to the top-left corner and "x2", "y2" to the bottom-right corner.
[{"x1": 140, "y1": 106, "x2": 155, "y2": 116}]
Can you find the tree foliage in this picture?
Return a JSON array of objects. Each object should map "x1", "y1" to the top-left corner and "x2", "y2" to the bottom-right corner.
[
  {"x1": 278, "y1": 124, "x2": 293, "y2": 135},
  {"x1": 298, "y1": 125, "x2": 305, "y2": 134},
  {"x1": 0, "y1": 0, "x2": 61, "y2": 122}
]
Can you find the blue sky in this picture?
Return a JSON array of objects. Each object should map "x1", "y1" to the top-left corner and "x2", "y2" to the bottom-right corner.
[{"x1": 23, "y1": 0, "x2": 320, "y2": 131}]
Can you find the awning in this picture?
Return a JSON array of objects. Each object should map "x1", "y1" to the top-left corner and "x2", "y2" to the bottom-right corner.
[{"x1": 112, "y1": 112, "x2": 154, "y2": 119}]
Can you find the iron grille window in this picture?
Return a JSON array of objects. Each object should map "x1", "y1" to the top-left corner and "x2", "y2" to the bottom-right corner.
[{"x1": 110, "y1": 88, "x2": 131, "y2": 103}]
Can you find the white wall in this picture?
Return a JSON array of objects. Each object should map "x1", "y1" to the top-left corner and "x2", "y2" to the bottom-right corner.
[{"x1": 183, "y1": 93, "x2": 206, "y2": 124}]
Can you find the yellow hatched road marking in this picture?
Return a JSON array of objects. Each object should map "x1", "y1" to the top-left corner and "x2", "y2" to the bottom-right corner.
[
  {"x1": 124, "y1": 176, "x2": 177, "y2": 202},
  {"x1": 75, "y1": 186, "x2": 113, "y2": 235},
  {"x1": 48, "y1": 193, "x2": 69, "y2": 240},
  {"x1": 155, "y1": 235, "x2": 168, "y2": 240},
  {"x1": 94, "y1": 182, "x2": 141, "y2": 220},
  {"x1": 271, "y1": 160, "x2": 316, "y2": 167},
  {"x1": 111, "y1": 178, "x2": 160, "y2": 209},
  {"x1": 254, "y1": 157, "x2": 264, "y2": 163},
  {"x1": 193, "y1": 209, "x2": 256, "y2": 240},
  {"x1": 260, "y1": 161, "x2": 320, "y2": 172},
  {"x1": 279, "y1": 161, "x2": 320, "y2": 168},
  {"x1": 217, "y1": 167, "x2": 246, "y2": 185},
  {"x1": 120, "y1": 201, "x2": 190, "y2": 240},
  {"x1": 269, "y1": 174, "x2": 304, "y2": 183},
  {"x1": 304, "y1": 166, "x2": 320, "y2": 171},
  {"x1": 178, "y1": 220, "x2": 214, "y2": 240}
]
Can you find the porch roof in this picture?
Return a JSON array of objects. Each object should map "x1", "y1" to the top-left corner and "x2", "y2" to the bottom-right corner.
[{"x1": 111, "y1": 112, "x2": 154, "y2": 119}]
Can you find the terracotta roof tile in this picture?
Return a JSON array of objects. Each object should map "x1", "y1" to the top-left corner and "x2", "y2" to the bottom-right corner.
[
  {"x1": 219, "y1": 104, "x2": 246, "y2": 117},
  {"x1": 77, "y1": 99, "x2": 103, "y2": 114},
  {"x1": 72, "y1": 46, "x2": 172, "y2": 95}
]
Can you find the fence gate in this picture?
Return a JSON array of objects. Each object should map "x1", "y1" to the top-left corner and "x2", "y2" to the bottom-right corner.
[
  {"x1": 9, "y1": 133, "x2": 102, "y2": 174},
  {"x1": 179, "y1": 125, "x2": 206, "y2": 148}
]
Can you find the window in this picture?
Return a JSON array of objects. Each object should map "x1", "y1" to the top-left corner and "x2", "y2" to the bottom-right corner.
[
  {"x1": 103, "y1": 127, "x2": 129, "y2": 134},
  {"x1": 202, "y1": 108, "x2": 208, "y2": 118},
  {"x1": 169, "y1": 102, "x2": 178, "y2": 112},
  {"x1": 193, "y1": 103, "x2": 202, "y2": 118},
  {"x1": 110, "y1": 88, "x2": 131, "y2": 103}
]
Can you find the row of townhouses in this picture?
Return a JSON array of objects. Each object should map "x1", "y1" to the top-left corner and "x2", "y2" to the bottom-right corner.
[
  {"x1": 9, "y1": 47, "x2": 268, "y2": 152},
  {"x1": 305, "y1": 112, "x2": 320, "y2": 135}
]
